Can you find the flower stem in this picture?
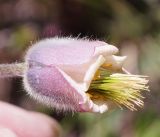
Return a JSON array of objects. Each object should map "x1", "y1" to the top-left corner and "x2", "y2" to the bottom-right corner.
[{"x1": 0, "y1": 63, "x2": 25, "y2": 78}]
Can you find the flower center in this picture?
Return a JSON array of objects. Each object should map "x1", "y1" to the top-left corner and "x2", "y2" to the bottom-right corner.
[{"x1": 87, "y1": 68, "x2": 149, "y2": 111}]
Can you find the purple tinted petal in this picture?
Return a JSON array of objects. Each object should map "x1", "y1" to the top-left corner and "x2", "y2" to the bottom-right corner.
[
  {"x1": 26, "y1": 38, "x2": 106, "y2": 65},
  {"x1": 25, "y1": 64, "x2": 84, "y2": 111}
]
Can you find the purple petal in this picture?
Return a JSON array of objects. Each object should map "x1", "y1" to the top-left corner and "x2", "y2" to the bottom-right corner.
[
  {"x1": 25, "y1": 64, "x2": 84, "y2": 111},
  {"x1": 26, "y1": 38, "x2": 106, "y2": 65}
]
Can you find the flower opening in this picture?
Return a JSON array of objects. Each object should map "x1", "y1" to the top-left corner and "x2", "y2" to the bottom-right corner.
[{"x1": 88, "y1": 68, "x2": 149, "y2": 111}]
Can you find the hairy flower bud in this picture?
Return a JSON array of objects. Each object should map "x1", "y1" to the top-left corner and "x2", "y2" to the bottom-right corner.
[
  {"x1": 0, "y1": 37, "x2": 149, "y2": 113},
  {"x1": 20, "y1": 37, "x2": 148, "y2": 113}
]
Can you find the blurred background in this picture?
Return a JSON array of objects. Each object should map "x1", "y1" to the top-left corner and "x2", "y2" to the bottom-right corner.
[{"x1": 0, "y1": 0, "x2": 159, "y2": 137}]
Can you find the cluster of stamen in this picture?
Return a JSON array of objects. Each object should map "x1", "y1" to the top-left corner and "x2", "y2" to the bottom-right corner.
[{"x1": 87, "y1": 68, "x2": 149, "y2": 111}]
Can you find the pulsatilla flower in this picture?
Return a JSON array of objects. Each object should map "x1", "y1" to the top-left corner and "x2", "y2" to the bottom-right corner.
[{"x1": 0, "y1": 38, "x2": 149, "y2": 113}]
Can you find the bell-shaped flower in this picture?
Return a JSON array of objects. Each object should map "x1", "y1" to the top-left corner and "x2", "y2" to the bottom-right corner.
[{"x1": 23, "y1": 37, "x2": 149, "y2": 113}]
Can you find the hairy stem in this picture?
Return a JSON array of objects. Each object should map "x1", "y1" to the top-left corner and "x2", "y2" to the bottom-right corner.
[{"x1": 0, "y1": 63, "x2": 25, "y2": 78}]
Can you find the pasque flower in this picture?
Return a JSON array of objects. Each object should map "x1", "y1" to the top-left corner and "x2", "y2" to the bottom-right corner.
[{"x1": 0, "y1": 38, "x2": 149, "y2": 113}]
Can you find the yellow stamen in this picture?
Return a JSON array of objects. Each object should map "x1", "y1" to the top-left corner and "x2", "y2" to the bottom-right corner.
[{"x1": 88, "y1": 68, "x2": 149, "y2": 111}]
